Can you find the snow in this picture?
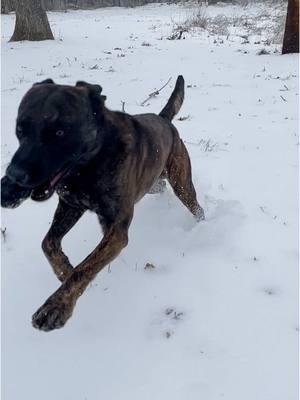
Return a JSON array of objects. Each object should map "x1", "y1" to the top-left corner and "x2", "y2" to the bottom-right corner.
[{"x1": 1, "y1": 3, "x2": 298, "y2": 400}]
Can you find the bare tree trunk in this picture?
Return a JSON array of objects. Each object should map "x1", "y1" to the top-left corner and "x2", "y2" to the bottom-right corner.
[
  {"x1": 10, "y1": 0, "x2": 54, "y2": 42},
  {"x1": 282, "y1": 0, "x2": 299, "y2": 54},
  {"x1": 1, "y1": 0, "x2": 13, "y2": 13}
]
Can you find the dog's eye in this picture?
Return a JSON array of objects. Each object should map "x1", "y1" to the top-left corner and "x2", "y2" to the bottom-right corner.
[{"x1": 56, "y1": 130, "x2": 65, "y2": 137}]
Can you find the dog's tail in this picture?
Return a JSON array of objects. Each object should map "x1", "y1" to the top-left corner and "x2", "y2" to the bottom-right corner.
[{"x1": 159, "y1": 75, "x2": 184, "y2": 121}]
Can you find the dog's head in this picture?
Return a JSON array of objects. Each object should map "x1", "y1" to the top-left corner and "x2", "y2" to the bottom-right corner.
[{"x1": 1, "y1": 79, "x2": 107, "y2": 208}]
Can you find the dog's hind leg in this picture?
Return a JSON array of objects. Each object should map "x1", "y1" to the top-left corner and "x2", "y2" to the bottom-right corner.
[
  {"x1": 148, "y1": 168, "x2": 168, "y2": 194},
  {"x1": 148, "y1": 177, "x2": 167, "y2": 194},
  {"x1": 42, "y1": 199, "x2": 85, "y2": 282},
  {"x1": 167, "y1": 137, "x2": 205, "y2": 221}
]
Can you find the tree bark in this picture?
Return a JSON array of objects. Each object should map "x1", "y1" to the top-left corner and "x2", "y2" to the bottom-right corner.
[
  {"x1": 282, "y1": 0, "x2": 299, "y2": 54},
  {"x1": 10, "y1": 0, "x2": 54, "y2": 42},
  {"x1": 1, "y1": 0, "x2": 13, "y2": 13}
]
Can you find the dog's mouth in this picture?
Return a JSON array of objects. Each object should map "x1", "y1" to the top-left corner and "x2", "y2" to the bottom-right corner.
[
  {"x1": 30, "y1": 166, "x2": 71, "y2": 202},
  {"x1": 2, "y1": 163, "x2": 75, "y2": 209}
]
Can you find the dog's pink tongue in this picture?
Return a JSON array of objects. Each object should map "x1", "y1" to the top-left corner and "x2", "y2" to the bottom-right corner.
[{"x1": 50, "y1": 170, "x2": 65, "y2": 187}]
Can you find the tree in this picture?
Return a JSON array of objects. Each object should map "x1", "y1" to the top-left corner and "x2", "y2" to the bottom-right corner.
[
  {"x1": 10, "y1": 0, "x2": 54, "y2": 42},
  {"x1": 1, "y1": 0, "x2": 13, "y2": 14},
  {"x1": 282, "y1": 0, "x2": 299, "y2": 54}
]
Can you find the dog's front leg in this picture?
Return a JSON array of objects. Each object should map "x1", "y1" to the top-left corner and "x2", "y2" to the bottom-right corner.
[
  {"x1": 42, "y1": 199, "x2": 85, "y2": 282},
  {"x1": 32, "y1": 215, "x2": 132, "y2": 332}
]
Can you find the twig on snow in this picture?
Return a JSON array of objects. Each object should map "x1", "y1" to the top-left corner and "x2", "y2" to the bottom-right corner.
[
  {"x1": 280, "y1": 95, "x2": 287, "y2": 102},
  {"x1": 1, "y1": 227, "x2": 7, "y2": 242},
  {"x1": 140, "y1": 77, "x2": 172, "y2": 106}
]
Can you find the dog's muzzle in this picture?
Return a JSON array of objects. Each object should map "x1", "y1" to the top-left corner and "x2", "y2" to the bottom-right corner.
[
  {"x1": 1, "y1": 164, "x2": 72, "y2": 208},
  {"x1": 1, "y1": 176, "x2": 32, "y2": 208}
]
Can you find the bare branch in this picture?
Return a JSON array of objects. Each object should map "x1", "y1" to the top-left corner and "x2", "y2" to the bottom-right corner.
[{"x1": 141, "y1": 77, "x2": 172, "y2": 106}]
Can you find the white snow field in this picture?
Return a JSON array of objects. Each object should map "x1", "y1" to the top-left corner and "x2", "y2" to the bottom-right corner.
[{"x1": 1, "y1": 3, "x2": 299, "y2": 400}]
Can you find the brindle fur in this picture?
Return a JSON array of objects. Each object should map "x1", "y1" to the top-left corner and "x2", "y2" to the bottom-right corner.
[{"x1": 2, "y1": 76, "x2": 205, "y2": 331}]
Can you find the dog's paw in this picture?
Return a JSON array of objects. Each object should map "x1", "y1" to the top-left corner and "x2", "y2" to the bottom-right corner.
[
  {"x1": 32, "y1": 297, "x2": 74, "y2": 332},
  {"x1": 195, "y1": 207, "x2": 205, "y2": 222},
  {"x1": 148, "y1": 179, "x2": 167, "y2": 194}
]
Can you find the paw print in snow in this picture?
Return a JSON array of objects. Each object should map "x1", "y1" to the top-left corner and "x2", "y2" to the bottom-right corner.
[{"x1": 163, "y1": 307, "x2": 184, "y2": 339}]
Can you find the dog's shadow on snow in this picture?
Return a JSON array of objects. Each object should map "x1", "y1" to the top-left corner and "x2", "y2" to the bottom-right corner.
[
  {"x1": 122, "y1": 186, "x2": 246, "y2": 264},
  {"x1": 64, "y1": 185, "x2": 246, "y2": 270}
]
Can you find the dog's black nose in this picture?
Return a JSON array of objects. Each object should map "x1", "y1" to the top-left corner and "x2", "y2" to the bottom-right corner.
[
  {"x1": 1, "y1": 176, "x2": 31, "y2": 208},
  {"x1": 6, "y1": 165, "x2": 30, "y2": 187}
]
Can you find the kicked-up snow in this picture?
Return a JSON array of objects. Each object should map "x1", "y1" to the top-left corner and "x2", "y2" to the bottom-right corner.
[{"x1": 1, "y1": 3, "x2": 298, "y2": 400}]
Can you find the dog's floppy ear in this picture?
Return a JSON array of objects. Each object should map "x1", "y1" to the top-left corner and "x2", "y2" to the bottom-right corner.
[
  {"x1": 76, "y1": 81, "x2": 107, "y2": 114},
  {"x1": 76, "y1": 81, "x2": 102, "y2": 93},
  {"x1": 33, "y1": 78, "x2": 55, "y2": 86}
]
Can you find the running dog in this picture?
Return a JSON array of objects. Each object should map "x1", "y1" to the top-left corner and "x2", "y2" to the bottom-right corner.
[{"x1": 1, "y1": 76, "x2": 205, "y2": 331}]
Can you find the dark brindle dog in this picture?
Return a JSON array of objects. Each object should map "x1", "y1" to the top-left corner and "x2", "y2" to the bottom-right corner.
[{"x1": 1, "y1": 76, "x2": 205, "y2": 331}]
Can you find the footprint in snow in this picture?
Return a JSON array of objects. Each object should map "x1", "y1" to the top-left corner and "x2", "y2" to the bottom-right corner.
[
  {"x1": 148, "y1": 307, "x2": 185, "y2": 340},
  {"x1": 262, "y1": 286, "x2": 280, "y2": 296}
]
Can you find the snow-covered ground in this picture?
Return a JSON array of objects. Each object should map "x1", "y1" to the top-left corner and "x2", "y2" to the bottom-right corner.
[{"x1": 1, "y1": 3, "x2": 299, "y2": 399}]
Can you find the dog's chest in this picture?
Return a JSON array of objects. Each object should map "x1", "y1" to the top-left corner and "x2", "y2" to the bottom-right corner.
[
  {"x1": 56, "y1": 178, "x2": 91, "y2": 209},
  {"x1": 56, "y1": 170, "x2": 117, "y2": 215}
]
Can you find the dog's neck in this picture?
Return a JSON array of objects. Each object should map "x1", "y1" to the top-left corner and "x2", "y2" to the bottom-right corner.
[
  {"x1": 78, "y1": 107, "x2": 132, "y2": 169},
  {"x1": 77, "y1": 108, "x2": 116, "y2": 165}
]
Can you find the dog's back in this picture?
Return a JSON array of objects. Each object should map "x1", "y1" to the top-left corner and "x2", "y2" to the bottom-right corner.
[
  {"x1": 130, "y1": 74, "x2": 184, "y2": 145},
  {"x1": 124, "y1": 76, "x2": 184, "y2": 200}
]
